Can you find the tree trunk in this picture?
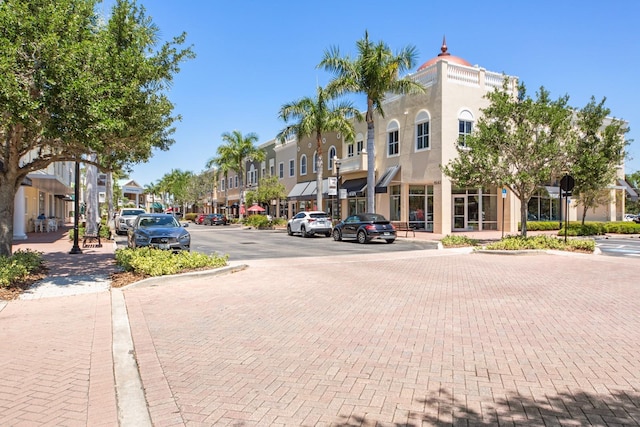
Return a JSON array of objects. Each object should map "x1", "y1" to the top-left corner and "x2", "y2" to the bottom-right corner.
[
  {"x1": 84, "y1": 154, "x2": 99, "y2": 235},
  {"x1": 366, "y1": 106, "x2": 375, "y2": 214},
  {"x1": 0, "y1": 172, "x2": 20, "y2": 257},
  {"x1": 106, "y1": 172, "x2": 115, "y2": 232},
  {"x1": 316, "y1": 132, "x2": 323, "y2": 211},
  {"x1": 519, "y1": 196, "x2": 528, "y2": 237}
]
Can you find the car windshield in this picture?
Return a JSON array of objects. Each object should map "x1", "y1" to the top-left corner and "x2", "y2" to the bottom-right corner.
[
  {"x1": 139, "y1": 216, "x2": 179, "y2": 228},
  {"x1": 123, "y1": 209, "x2": 145, "y2": 216},
  {"x1": 310, "y1": 213, "x2": 328, "y2": 219},
  {"x1": 360, "y1": 213, "x2": 387, "y2": 222}
]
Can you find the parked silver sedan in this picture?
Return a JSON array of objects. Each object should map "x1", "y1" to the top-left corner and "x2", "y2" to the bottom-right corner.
[{"x1": 127, "y1": 213, "x2": 190, "y2": 251}]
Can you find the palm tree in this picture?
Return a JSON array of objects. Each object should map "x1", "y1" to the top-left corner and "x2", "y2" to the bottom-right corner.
[
  {"x1": 319, "y1": 31, "x2": 425, "y2": 213},
  {"x1": 215, "y1": 130, "x2": 265, "y2": 219},
  {"x1": 277, "y1": 85, "x2": 362, "y2": 211}
]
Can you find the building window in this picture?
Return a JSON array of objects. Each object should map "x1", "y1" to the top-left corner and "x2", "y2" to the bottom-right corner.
[
  {"x1": 387, "y1": 121, "x2": 399, "y2": 156},
  {"x1": 458, "y1": 110, "x2": 474, "y2": 147},
  {"x1": 328, "y1": 146, "x2": 336, "y2": 170},
  {"x1": 390, "y1": 185, "x2": 401, "y2": 221},
  {"x1": 300, "y1": 155, "x2": 307, "y2": 175},
  {"x1": 416, "y1": 111, "x2": 430, "y2": 151},
  {"x1": 312, "y1": 152, "x2": 317, "y2": 173},
  {"x1": 348, "y1": 144, "x2": 354, "y2": 158},
  {"x1": 289, "y1": 159, "x2": 295, "y2": 177},
  {"x1": 235, "y1": 176, "x2": 239, "y2": 188},
  {"x1": 270, "y1": 164, "x2": 275, "y2": 176},
  {"x1": 220, "y1": 179, "x2": 225, "y2": 191},
  {"x1": 279, "y1": 162, "x2": 284, "y2": 179},
  {"x1": 357, "y1": 139, "x2": 363, "y2": 155}
]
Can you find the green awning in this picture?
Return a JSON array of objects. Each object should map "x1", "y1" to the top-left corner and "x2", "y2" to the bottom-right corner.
[{"x1": 152, "y1": 202, "x2": 163, "y2": 209}]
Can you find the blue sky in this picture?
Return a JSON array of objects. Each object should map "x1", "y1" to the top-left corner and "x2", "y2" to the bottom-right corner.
[{"x1": 100, "y1": 0, "x2": 640, "y2": 187}]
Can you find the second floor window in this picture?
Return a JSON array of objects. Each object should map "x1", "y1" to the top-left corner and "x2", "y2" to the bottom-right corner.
[
  {"x1": 388, "y1": 130, "x2": 399, "y2": 156},
  {"x1": 300, "y1": 155, "x2": 307, "y2": 175},
  {"x1": 279, "y1": 162, "x2": 284, "y2": 178},
  {"x1": 289, "y1": 159, "x2": 295, "y2": 177},
  {"x1": 458, "y1": 120, "x2": 473, "y2": 147}
]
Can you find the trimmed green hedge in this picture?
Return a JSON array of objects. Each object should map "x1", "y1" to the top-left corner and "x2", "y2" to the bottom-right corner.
[
  {"x1": 0, "y1": 249, "x2": 44, "y2": 288},
  {"x1": 558, "y1": 221, "x2": 640, "y2": 236},
  {"x1": 184, "y1": 213, "x2": 197, "y2": 222}
]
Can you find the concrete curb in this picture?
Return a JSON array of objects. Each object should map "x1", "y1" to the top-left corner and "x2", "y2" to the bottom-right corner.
[
  {"x1": 121, "y1": 264, "x2": 249, "y2": 290},
  {"x1": 111, "y1": 289, "x2": 152, "y2": 426}
]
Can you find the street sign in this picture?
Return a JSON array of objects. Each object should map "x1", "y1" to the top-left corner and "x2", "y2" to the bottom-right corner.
[
  {"x1": 560, "y1": 175, "x2": 575, "y2": 192},
  {"x1": 501, "y1": 188, "x2": 507, "y2": 198},
  {"x1": 328, "y1": 177, "x2": 337, "y2": 196}
]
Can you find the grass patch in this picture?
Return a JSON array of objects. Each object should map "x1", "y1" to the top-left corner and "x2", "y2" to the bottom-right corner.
[
  {"x1": 115, "y1": 247, "x2": 228, "y2": 277},
  {"x1": 484, "y1": 235, "x2": 595, "y2": 253},
  {"x1": 440, "y1": 235, "x2": 478, "y2": 248}
]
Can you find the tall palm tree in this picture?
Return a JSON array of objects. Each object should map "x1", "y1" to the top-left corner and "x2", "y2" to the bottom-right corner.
[
  {"x1": 319, "y1": 31, "x2": 425, "y2": 213},
  {"x1": 277, "y1": 85, "x2": 362, "y2": 211},
  {"x1": 215, "y1": 130, "x2": 265, "y2": 219}
]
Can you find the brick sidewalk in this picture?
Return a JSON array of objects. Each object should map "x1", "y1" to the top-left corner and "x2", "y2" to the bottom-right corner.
[{"x1": 123, "y1": 251, "x2": 640, "y2": 426}]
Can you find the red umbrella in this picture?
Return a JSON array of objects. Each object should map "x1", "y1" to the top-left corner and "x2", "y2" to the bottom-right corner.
[{"x1": 247, "y1": 204, "x2": 265, "y2": 213}]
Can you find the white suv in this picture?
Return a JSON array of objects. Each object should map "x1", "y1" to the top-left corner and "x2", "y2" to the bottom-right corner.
[
  {"x1": 116, "y1": 208, "x2": 146, "y2": 235},
  {"x1": 287, "y1": 211, "x2": 332, "y2": 237}
]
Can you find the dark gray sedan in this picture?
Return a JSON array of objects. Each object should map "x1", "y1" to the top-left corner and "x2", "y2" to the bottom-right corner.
[
  {"x1": 332, "y1": 213, "x2": 396, "y2": 244},
  {"x1": 127, "y1": 213, "x2": 190, "y2": 251}
]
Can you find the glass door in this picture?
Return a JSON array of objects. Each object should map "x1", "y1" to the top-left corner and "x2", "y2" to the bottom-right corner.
[{"x1": 453, "y1": 196, "x2": 466, "y2": 230}]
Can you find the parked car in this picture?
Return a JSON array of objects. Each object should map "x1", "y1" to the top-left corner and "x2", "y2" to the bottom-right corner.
[
  {"x1": 203, "y1": 213, "x2": 228, "y2": 226},
  {"x1": 195, "y1": 213, "x2": 206, "y2": 224},
  {"x1": 116, "y1": 208, "x2": 146, "y2": 235},
  {"x1": 332, "y1": 213, "x2": 396, "y2": 244},
  {"x1": 127, "y1": 213, "x2": 190, "y2": 251},
  {"x1": 624, "y1": 213, "x2": 638, "y2": 222},
  {"x1": 633, "y1": 215, "x2": 640, "y2": 224},
  {"x1": 287, "y1": 211, "x2": 332, "y2": 237}
]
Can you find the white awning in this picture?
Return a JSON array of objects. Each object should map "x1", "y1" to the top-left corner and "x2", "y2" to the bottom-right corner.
[
  {"x1": 375, "y1": 165, "x2": 400, "y2": 193},
  {"x1": 618, "y1": 178, "x2": 638, "y2": 201},
  {"x1": 287, "y1": 182, "x2": 312, "y2": 199}
]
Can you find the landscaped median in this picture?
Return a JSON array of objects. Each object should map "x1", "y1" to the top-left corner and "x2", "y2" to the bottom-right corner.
[
  {"x1": 441, "y1": 234, "x2": 596, "y2": 254},
  {"x1": 111, "y1": 247, "x2": 230, "y2": 287}
]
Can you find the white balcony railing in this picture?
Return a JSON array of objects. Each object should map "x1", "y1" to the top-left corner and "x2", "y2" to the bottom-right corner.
[{"x1": 337, "y1": 152, "x2": 368, "y2": 174}]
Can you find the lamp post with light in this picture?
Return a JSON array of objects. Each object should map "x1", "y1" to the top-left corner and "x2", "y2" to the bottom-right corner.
[
  {"x1": 69, "y1": 160, "x2": 82, "y2": 254},
  {"x1": 333, "y1": 156, "x2": 341, "y2": 222}
]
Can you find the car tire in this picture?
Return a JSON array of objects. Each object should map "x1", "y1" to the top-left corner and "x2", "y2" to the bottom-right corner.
[
  {"x1": 301, "y1": 226, "x2": 308, "y2": 237},
  {"x1": 287, "y1": 225, "x2": 293, "y2": 236},
  {"x1": 332, "y1": 229, "x2": 342, "y2": 241},
  {"x1": 357, "y1": 230, "x2": 368, "y2": 244},
  {"x1": 325, "y1": 232, "x2": 331, "y2": 237},
  {"x1": 385, "y1": 239, "x2": 395, "y2": 244}
]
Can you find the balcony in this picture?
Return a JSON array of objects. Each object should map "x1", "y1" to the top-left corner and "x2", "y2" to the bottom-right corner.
[{"x1": 337, "y1": 152, "x2": 368, "y2": 174}]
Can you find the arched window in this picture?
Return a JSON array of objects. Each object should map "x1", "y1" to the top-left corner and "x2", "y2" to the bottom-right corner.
[
  {"x1": 415, "y1": 110, "x2": 430, "y2": 151},
  {"x1": 300, "y1": 154, "x2": 307, "y2": 175},
  {"x1": 458, "y1": 109, "x2": 474, "y2": 147},
  {"x1": 387, "y1": 120, "x2": 400, "y2": 156},
  {"x1": 328, "y1": 146, "x2": 336, "y2": 170}
]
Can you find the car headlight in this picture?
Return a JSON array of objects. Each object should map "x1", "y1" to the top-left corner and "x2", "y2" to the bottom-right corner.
[
  {"x1": 178, "y1": 233, "x2": 190, "y2": 243},
  {"x1": 135, "y1": 233, "x2": 150, "y2": 244}
]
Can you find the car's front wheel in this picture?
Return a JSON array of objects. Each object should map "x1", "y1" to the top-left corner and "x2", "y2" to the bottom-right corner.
[
  {"x1": 357, "y1": 230, "x2": 368, "y2": 244},
  {"x1": 287, "y1": 225, "x2": 293, "y2": 236},
  {"x1": 332, "y1": 229, "x2": 342, "y2": 241}
]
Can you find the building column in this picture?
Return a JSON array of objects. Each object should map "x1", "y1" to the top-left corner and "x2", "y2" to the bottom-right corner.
[{"x1": 13, "y1": 186, "x2": 28, "y2": 240}]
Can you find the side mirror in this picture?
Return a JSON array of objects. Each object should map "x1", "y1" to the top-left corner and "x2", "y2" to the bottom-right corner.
[{"x1": 182, "y1": 223, "x2": 189, "y2": 228}]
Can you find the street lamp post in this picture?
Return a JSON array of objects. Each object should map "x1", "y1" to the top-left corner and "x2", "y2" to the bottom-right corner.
[
  {"x1": 69, "y1": 160, "x2": 82, "y2": 254},
  {"x1": 334, "y1": 156, "x2": 341, "y2": 221}
]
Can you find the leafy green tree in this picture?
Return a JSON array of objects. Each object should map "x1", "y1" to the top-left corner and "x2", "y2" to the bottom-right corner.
[
  {"x1": 626, "y1": 171, "x2": 640, "y2": 214},
  {"x1": 158, "y1": 169, "x2": 193, "y2": 213},
  {"x1": 277, "y1": 86, "x2": 362, "y2": 210},
  {"x1": 214, "y1": 130, "x2": 265, "y2": 219},
  {"x1": 571, "y1": 97, "x2": 628, "y2": 224},
  {"x1": 319, "y1": 31, "x2": 425, "y2": 213},
  {"x1": 245, "y1": 176, "x2": 286, "y2": 214},
  {"x1": 442, "y1": 82, "x2": 574, "y2": 236},
  {"x1": 0, "y1": 0, "x2": 193, "y2": 256}
]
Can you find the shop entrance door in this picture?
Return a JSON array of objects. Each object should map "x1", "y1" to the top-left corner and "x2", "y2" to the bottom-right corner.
[{"x1": 453, "y1": 196, "x2": 466, "y2": 230}]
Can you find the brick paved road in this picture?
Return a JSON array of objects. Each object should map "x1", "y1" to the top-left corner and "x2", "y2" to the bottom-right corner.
[
  {"x1": 0, "y1": 292, "x2": 117, "y2": 426},
  {"x1": 124, "y1": 251, "x2": 640, "y2": 426}
]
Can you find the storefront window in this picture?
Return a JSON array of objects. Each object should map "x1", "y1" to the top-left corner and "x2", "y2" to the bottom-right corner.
[
  {"x1": 390, "y1": 185, "x2": 401, "y2": 221},
  {"x1": 347, "y1": 198, "x2": 366, "y2": 216},
  {"x1": 409, "y1": 185, "x2": 425, "y2": 230}
]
